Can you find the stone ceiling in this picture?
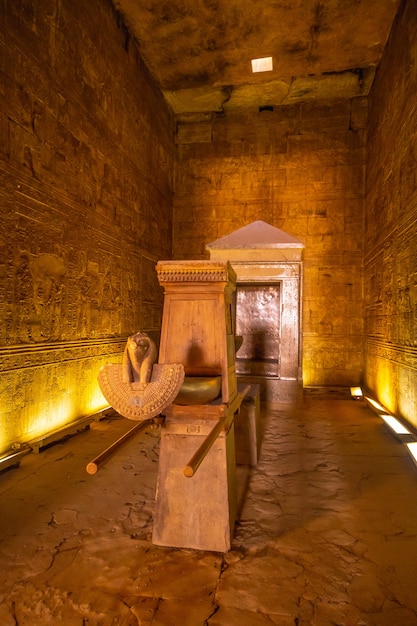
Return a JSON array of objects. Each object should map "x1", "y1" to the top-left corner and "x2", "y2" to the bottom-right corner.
[{"x1": 111, "y1": 0, "x2": 401, "y2": 115}]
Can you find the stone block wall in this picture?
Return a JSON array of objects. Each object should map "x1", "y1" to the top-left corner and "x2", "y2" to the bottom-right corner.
[
  {"x1": 174, "y1": 99, "x2": 367, "y2": 387},
  {"x1": 365, "y1": 0, "x2": 417, "y2": 425},
  {"x1": 0, "y1": 0, "x2": 174, "y2": 452}
]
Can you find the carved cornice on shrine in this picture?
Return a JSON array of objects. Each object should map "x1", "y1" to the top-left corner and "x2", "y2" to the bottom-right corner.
[{"x1": 156, "y1": 260, "x2": 237, "y2": 287}]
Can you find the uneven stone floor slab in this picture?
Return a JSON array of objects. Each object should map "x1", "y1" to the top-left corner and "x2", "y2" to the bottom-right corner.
[{"x1": 1, "y1": 398, "x2": 417, "y2": 624}]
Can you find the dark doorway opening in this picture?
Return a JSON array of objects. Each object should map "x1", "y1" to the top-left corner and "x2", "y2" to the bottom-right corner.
[{"x1": 235, "y1": 283, "x2": 281, "y2": 378}]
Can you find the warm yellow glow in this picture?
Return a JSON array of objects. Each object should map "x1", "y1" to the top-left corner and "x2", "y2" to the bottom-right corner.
[
  {"x1": 374, "y1": 360, "x2": 396, "y2": 413},
  {"x1": 0, "y1": 428, "x2": 8, "y2": 453},
  {"x1": 84, "y1": 384, "x2": 109, "y2": 416},
  {"x1": 380, "y1": 413, "x2": 411, "y2": 435},
  {"x1": 406, "y1": 442, "x2": 417, "y2": 466},
  {"x1": 365, "y1": 396, "x2": 386, "y2": 413},
  {"x1": 350, "y1": 386, "x2": 363, "y2": 398},
  {"x1": 0, "y1": 354, "x2": 120, "y2": 453},
  {"x1": 28, "y1": 385, "x2": 109, "y2": 441},
  {"x1": 27, "y1": 397, "x2": 77, "y2": 440}
]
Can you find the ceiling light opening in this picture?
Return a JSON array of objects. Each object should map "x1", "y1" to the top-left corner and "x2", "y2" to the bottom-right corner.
[{"x1": 251, "y1": 57, "x2": 273, "y2": 73}]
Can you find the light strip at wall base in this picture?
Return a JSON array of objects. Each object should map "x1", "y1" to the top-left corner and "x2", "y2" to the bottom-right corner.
[
  {"x1": 364, "y1": 396, "x2": 387, "y2": 414},
  {"x1": 406, "y1": 442, "x2": 417, "y2": 468},
  {"x1": 0, "y1": 445, "x2": 31, "y2": 472},
  {"x1": 380, "y1": 413, "x2": 414, "y2": 441}
]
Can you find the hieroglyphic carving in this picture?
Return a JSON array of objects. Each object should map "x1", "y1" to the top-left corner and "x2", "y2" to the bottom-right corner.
[
  {"x1": 77, "y1": 259, "x2": 105, "y2": 338},
  {"x1": 0, "y1": 354, "x2": 122, "y2": 447},
  {"x1": 13, "y1": 253, "x2": 34, "y2": 343},
  {"x1": 4, "y1": 179, "x2": 166, "y2": 346},
  {"x1": 12, "y1": 251, "x2": 65, "y2": 343},
  {"x1": 235, "y1": 284, "x2": 281, "y2": 377},
  {"x1": 365, "y1": 227, "x2": 417, "y2": 348},
  {"x1": 0, "y1": 339, "x2": 126, "y2": 373},
  {"x1": 0, "y1": 174, "x2": 16, "y2": 344},
  {"x1": 396, "y1": 240, "x2": 417, "y2": 347},
  {"x1": 0, "y1": 0, "x2": 175, "y2": 455},
  {"x1": 66, "y1": 248, "x2": 113, "y2": 339},
  {"x1": 366, "y1": 340, "x2": 417, "y2": 371},
  {"x1": 141, "y1": 256, "x2": 163, "y2": 330},
  {"x1": 9, "y1": 245, "x2": 128, "y2": 343},
  {"x1": 32, "y1": 252, "x2": 66, "y2": 341}
]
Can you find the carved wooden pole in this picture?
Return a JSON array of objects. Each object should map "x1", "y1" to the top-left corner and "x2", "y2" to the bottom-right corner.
[
  {"x1": 183, "y1": 385, "x2": 250, "y2": 478},
  {"x1": 183, "y1": 416, "x2": 228, "y2": 477},
  {"x1": 86, "y1": 420, "x2": 150, "y2": 474}
]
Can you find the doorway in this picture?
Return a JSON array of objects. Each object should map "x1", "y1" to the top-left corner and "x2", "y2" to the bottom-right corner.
[{"x1": 235, "y1": 283, "x2": 281, "y2": 378}]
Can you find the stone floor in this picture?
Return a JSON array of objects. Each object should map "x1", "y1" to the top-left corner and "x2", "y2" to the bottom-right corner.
[{"x1": 1, "y1": 396, "x2": 417, "y2": 625}]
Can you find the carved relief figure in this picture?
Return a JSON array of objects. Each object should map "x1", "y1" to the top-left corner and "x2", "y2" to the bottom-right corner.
[
  {"x1": 14, "y1": 252, "x2": 65, "y2": 342},
  {"x1": 100, "y1": 268, "x2": 122, "y2": 336},
  {"x1": 413, "y1": 271, "x2": 417, "y2": 347},
  {"x1": 77, "y1": 261, "x2": 103, "y2": 338},
  {"x1": 14, "y1": 253, "x2": 33, "y2": 342},
  {"x1": 31, "y1": 254, "x2": 66, "y2": 316}
]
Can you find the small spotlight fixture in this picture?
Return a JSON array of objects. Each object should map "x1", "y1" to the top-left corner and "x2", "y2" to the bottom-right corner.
[
  {"x1": 350, "y1": 386, "x2": 363, "y2": 400},
  {"x1": 251, "y1": 56, "x2": 273, "y2": 73}
]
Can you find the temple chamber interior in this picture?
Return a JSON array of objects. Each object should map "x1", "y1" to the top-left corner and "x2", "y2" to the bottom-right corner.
[{"x1": 1, "y1": 0, "x2": 417, "y2": 624}]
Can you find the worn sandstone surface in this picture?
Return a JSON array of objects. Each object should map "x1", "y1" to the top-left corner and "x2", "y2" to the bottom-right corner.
[
  {"x1": 113, "y1": 0, "x2": 400, "y2": 113},
  {"x1": 0, "y1": 0, "x2": 174, "y2": 453},
  {"x1": 1, "y1": 397, "x2": 417, "y2": 625},
  {"x1": 364, "y1": 0, "x2": 417, "y2": 428},
  {"x1": 173, "y1": 99, "x2": 367, "y2": 388}
]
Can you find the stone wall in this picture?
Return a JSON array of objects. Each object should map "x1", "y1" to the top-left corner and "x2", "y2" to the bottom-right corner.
[
  {"x1": 0, "y1": 0, "x2": 174, "y2": 453},
  {"x1": 174, "y1": 100, "x2": 367, "y2": 387},
  {"x1": 365, "y1": 0, "x2": 417, "y2": 425}
]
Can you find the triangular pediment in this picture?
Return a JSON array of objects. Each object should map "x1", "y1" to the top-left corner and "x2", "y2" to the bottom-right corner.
[{"x1": 206, "y1": 220, "x2": 304, "y2": 250}]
